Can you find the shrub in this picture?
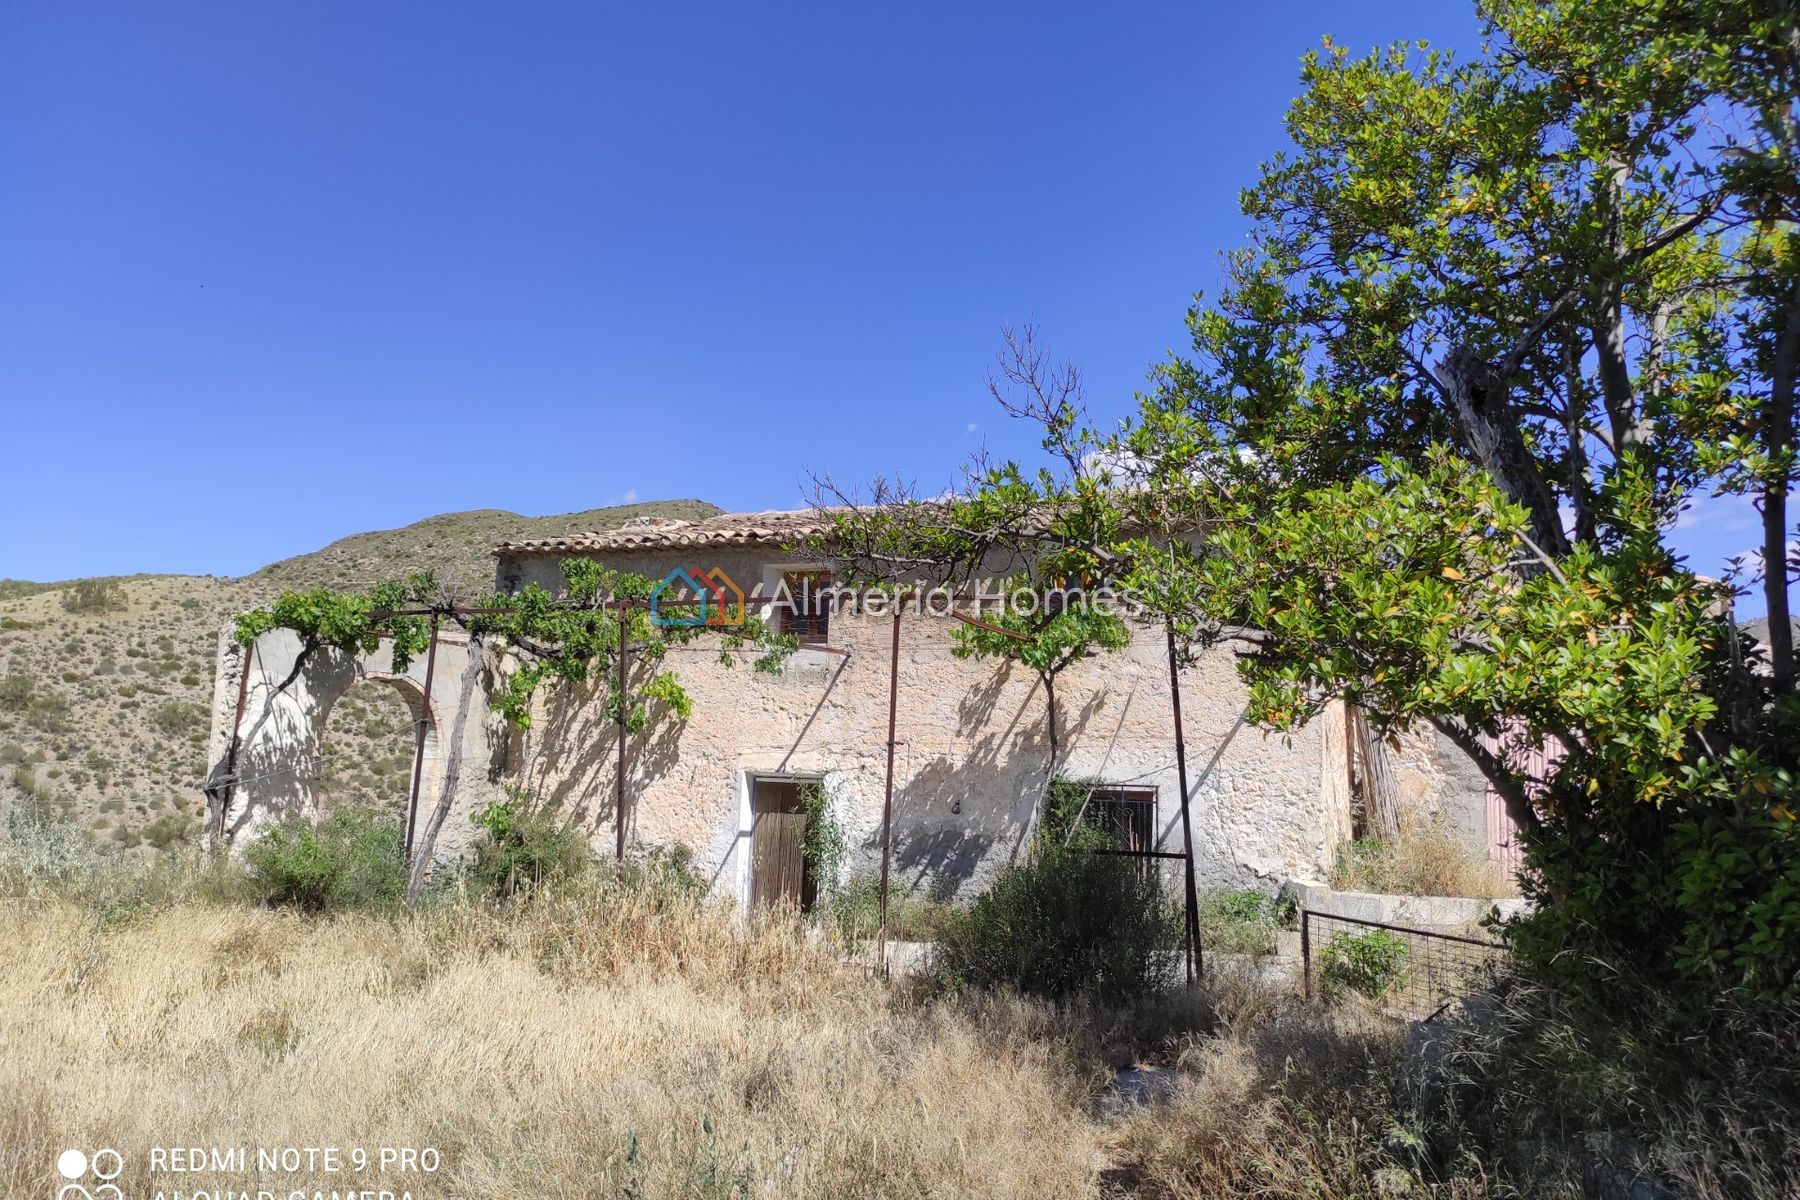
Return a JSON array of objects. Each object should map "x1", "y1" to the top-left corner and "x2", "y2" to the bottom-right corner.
[
  {"x1": 0, "y1": 674, "x2": 34, "y2": 711},
  {"x1": 243, "y1": 802, "x2": 406, "y2": 912},
  {"x1": 465, "y1": 795, "x2": 592, "y2": 898},
  {"x1": 936, "y1": 845, "x2": 1180, "y2": 1002},
  {"x1": 150, "y1": 699, "x2": 207, "y2": 736},
  {"x1": 1320, "y1": 928, "x2": 1409, "y2": 1000},
  {"x1": 60, "y1": 578, "x2": 127, "y2": 613},
  {"x1": 819, "y1": 871, "x2": 953, "y2": 943},
  {"x1": 1197, "y1": 888, "x2": 1295, "y2": 956}
]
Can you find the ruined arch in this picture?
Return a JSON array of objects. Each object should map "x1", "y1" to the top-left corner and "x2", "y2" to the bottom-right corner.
[{"x1": 203, "y1": 626, "x2": 505, "y2": 888}]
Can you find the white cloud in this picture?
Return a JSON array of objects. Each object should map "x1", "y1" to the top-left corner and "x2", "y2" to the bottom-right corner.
[
  {"x1": 1676, "y1": 491, "x2": 1760, "y2": 532},
  {"x1": 966, "y1": 422, "x2": 979, "y2": 434},
  {"x1": 619, "y1": 488, "x2": 638, "y2": 504}
]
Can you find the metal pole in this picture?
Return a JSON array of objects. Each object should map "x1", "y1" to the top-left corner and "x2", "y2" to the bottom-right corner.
[
  {"x1": 216, "y1": 636, "x2": 256, "y2": 847},
  {"x1": 404, "y1": 612, "x2": 440, "y2": 873},
  {"x1": 876, "y1": 607, "x2": 902, "y2": 975},
  {"x1": 1165, "y1": 619, "x2": 1203, "y2": 983},
  {"x1": 616, "y1": 600, "x2": 630, "y2": 861},
  {"x1": 1301, "y1": 909, "x2": 1312, "y2": 1000}
]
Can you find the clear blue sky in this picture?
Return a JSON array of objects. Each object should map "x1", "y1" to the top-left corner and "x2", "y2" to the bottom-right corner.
[{"x1": 0, "y1": 1, "x2": 1774, "y2": 611}]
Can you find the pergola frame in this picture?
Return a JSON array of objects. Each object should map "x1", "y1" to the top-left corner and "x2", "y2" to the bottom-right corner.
[{"x1": 215, "y1": 589, "x2": 1207, "y2": 980}]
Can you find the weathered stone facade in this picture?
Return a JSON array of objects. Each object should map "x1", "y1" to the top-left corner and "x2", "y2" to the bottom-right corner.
[{"x1": 206, "y1": 510, "x2": 1496, "y2": 903}]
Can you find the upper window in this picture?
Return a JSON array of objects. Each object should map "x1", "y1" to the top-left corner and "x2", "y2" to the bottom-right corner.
[{"x1": 779, "y1": 569, "x2": 831, "y2": 645}]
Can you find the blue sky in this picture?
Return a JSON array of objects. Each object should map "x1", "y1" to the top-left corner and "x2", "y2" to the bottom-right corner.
[{"x1": 0, "y1": 2, "x2": 1779, "y2": 613}]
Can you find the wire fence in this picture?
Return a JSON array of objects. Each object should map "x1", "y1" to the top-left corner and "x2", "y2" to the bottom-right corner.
[{"x1": 1301, "y1": 909, "x2": 1509, "y2": 1021}]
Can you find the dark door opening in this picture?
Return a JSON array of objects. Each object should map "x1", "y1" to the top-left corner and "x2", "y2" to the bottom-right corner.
[{"x1": 750, "y1": 777, "x2": 819, "y2": 911}]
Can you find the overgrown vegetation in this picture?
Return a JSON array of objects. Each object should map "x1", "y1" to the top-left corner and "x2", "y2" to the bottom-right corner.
[
  {"x1": 795, "y1": 779, "x2": 845, "y2": 897},
  {"x1": 936, "y1": 844, "x2": 1181, "y2": 1002},
  {"x1": 3, "y1": 795, "x2": 1797, "y2": 1196},
  {"x1": 241, "y1": 802, "x2": 407, "y2": 912},
  {"x1": 819, "y1": 871, "x2": 953, "y2": 944},
  {"x1": 465, "y1": 792, "x2": 593, "y2": 898},
  {"x1": 1331, "y1": 813, "x2": 1514, "y2": 899},
  {"x1": 1196, "y1": 888, "x2": 1296, "y2": 957}
]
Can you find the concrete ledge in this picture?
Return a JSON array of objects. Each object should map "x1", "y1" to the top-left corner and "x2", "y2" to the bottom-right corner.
[{"x1": 1281, "y1": 879, "x2": 1529, "y2": 931}]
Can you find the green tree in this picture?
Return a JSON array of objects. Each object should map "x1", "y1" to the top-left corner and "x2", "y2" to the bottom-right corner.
[{"x1": 829, "y1": 1, "x2": 1800, "y2": 1001}]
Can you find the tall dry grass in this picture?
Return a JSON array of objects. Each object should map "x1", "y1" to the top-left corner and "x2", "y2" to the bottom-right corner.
[
  {"x1": 1331, "y1": 812, "x2": 1518, "y2": 900},
  {"x1": 0, "y1": 884, "x2": 1105, "y2": 1199},
  {"x1": 3, "y1": 831, "x2": 1793, "y2": 1200}
]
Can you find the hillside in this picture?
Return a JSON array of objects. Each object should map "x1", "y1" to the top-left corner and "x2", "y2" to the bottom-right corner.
[{"x1": 0, "y1": 499, "x2": 719, "y2": 847}]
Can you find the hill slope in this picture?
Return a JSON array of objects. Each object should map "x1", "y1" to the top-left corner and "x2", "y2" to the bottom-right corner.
[{"x1": 0, "y1": 499, "x2": 719, "y2": 847}]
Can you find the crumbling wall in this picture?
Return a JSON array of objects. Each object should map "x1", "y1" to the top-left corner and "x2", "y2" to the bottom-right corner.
[{"x1": 203, "y1": 625, "x2": 505, "y2": 889}]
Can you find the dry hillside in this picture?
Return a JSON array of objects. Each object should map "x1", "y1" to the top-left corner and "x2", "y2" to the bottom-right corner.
[{"x1": 0, "y1": 500, "x2": 718, "y2": 847}]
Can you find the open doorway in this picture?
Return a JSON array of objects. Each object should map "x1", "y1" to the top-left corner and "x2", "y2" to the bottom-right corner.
[
  {"x1": 316, "y1": 679, "x2": 420, "y2": 818},
  {"x1": 749, "y1": 775, "x2": 821, "y2": 912}
]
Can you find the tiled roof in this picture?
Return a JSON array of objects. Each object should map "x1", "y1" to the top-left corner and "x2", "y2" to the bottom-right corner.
[{"x1": 493, "y1": 508, "x2": 839, "y2": 555}]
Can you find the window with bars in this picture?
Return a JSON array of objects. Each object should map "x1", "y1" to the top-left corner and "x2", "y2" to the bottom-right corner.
[
  {"x1": 1083, "y1": 788, "x2": 1157, "y2": 860},
  {"x1": 779, "y1": 570, "x2": 831, "y2": 644}
]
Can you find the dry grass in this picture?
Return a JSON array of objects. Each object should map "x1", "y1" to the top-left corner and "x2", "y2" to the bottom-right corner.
[
  {"x1": 0, "y1": 885, "x2": 1108, "y2": 1200},
  {"x1": 1332, "y1": 811, "x2": 1518, "y2": 900},
  {"x1": 1106, "y1": 964, "x2": 1423, "y2": 1199},
  {"x1": 2, "y1": 840, "x2": 1791, "y2": 1200}
]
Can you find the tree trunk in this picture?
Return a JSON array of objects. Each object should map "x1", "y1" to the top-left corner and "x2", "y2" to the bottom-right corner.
[
  {"x1": 1762, "y1": 284, "x2": 1800, "y2": 694},
  {"x1": 1349, "y1": 703, "x2": 1401, "y2": 841},
  {"x1": 1434, "y1": 346, "x2": 1571, "y2": 560}
]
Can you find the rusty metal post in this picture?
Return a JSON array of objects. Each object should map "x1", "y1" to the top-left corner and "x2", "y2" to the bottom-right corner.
[
  {"x1": 1165, "y1": 619, "x2": 1203, "y2": 983},
  {"x1": 616, "y1": 599, "x2": 630, "y2": 861},
  {"x1": 215, "y1": 636, "x2": 256, "y2": 847},
  {"x1": 1301, "y1": 909, "x2": 1312, "y2": 1000},
  {"x1": 876, "y1": 607, "x2": 903, "y2": 974},
  {"x1": 403, "y1": 611, "x2": 440, "y2": 872}
]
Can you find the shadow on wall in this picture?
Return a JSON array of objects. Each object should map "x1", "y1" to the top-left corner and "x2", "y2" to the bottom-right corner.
[
  {"x1": 207, "y1": 642, "x2": 433, "y2": 848},
  {"x1": 879, "y1": 666, "x2": 1113, "y2": 901},
  {"x1": 507, "y1": 653, "x2": 690, "y2": 844}
]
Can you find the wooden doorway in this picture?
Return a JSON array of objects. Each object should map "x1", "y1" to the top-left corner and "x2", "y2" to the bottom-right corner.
[{"x1": 750, "y1": 777, "x2": 819, "y2": 912}]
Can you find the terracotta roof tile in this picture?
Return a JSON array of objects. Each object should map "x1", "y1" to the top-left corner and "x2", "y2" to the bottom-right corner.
[{"x1": 493, "y1": 509, "x2": 839, "y2": 555}]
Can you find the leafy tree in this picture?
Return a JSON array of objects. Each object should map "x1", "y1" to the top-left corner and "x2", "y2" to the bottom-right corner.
[
  {"x1": 821, "y1": 327, "x2": 1135, "y2": 781},
  {"x1": 829, "y1": 1, "x2": 1800, "y2": 1002}
]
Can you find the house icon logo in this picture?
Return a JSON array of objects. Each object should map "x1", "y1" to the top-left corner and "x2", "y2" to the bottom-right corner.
[{"x1": 650, "y1": 566, "x2": 745, "y2": 628}]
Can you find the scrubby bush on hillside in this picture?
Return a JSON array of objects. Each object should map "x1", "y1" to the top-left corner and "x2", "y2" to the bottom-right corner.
[
  {"x1": 243, "y1": 802, "x2": 406, "y2": 911},
  {"x1": 0, "y1": 674, "x2": 34, "y2": 711},
  {"x1": 150, "y1": 699, "x2": 208, "y2": 736},
  {"x1": 60, "y1": 578, "x2": 127, "y2": 613},
  {"x1": 936, "y1": 845, "x2": 1180, "y2": 1002}
]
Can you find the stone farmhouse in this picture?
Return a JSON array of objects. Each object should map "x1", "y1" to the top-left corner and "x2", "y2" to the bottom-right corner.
[{"x1": 206, "y1": 508, "x2": 1500, "y2": 906}]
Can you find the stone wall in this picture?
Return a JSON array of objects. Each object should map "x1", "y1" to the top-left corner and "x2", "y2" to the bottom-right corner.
[
  {"x1": 203, "y1": 544, "x2": 1495, "y2": 906},
  {"x1": 203, "y1": 624, "x2": 505, "y2": 892}
]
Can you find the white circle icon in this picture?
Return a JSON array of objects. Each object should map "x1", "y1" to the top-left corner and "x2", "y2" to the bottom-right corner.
[{"x1": 56, "y1": 1149, "x2": 88, "y2": 1180}]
